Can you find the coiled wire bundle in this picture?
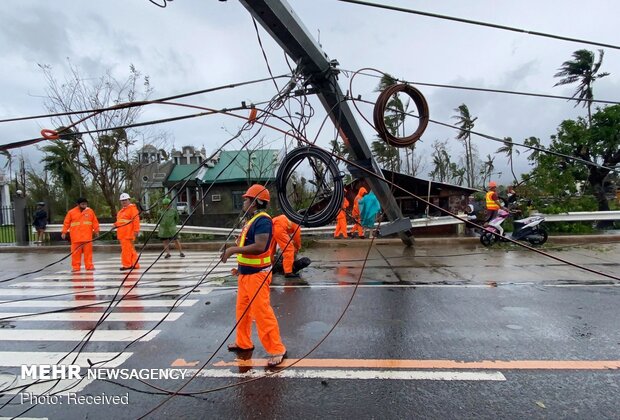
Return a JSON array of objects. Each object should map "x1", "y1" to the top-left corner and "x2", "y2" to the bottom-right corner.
[
  {"x1": 373, "y1": 83, "x2": 429, "y2": 147},
  {"x1": 276, "y1": 146, "x2": 344, "y2": 227}
]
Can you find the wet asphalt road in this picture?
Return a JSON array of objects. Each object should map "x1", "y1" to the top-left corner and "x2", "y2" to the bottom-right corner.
[{"x1": 0, "y1": 238, "x2": 618, "y2": 419}]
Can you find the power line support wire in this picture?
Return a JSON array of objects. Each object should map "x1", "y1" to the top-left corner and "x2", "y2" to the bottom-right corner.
[{"x1": 239, "y1": 0, "x2": 414, "y2": 246}]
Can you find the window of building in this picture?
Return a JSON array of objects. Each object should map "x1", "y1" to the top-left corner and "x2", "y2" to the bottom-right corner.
[{"x1": 232, "y1": 191, "x2": 244, "y2": 210}]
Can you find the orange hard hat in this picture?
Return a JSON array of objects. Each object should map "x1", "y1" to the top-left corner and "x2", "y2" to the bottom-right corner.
[
  {"x1": 488, "y1": 181, "x2": 497, "y2": 188},
  {"x1": 243, "y1": 184, "x2": 270, "y2": 202}
]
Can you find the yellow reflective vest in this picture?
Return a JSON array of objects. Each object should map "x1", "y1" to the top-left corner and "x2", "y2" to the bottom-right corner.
[
  {"x1": 236, "y1": 212, "x2": 272, "y2": 269},
  {"x1": 486, "y1": 191, "x2": 499, "y2": 210}
]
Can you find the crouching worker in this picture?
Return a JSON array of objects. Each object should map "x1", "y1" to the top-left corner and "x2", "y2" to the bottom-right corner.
[
  {"x1": 272, "y1": 214, "x2": 302, "y2": 278},
  {"x1": 220, "y1": 184, "x2": 287, "y2": 367}
]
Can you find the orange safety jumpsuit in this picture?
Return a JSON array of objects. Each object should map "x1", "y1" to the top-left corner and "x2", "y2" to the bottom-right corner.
[
  {"x1": 62, "y1": 206, "x2": 100, "y2": 271},
  {"x1": 349, "y1": 187, "x2": 367, "y2": 238},
  {"x1": 115, "y1": 203, "x2": 140, "y2": 269},
  {"x1": 334, "y1": 197, "x2": 349, "y2": 238},
  {"x1": 272, "y1": 214, "x2": 301, "y2": 275},
  {"x1": 235, "y1": 212, "x2": 286, "y2": 355}
]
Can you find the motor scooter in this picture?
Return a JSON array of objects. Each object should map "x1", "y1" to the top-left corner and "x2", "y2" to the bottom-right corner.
[{"x1": 479, "y1": 209, "x2": 548, "y2": 246}]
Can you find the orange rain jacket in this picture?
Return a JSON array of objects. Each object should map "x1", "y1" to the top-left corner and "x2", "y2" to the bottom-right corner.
[
  {"x1": 349, "y1": 187, "x2": 367, "y2": 237},
  {"x1": 334, "y1": 197, "x2": 349, "y2": 238},
  {"x1": 115, "y1": 203, "x2": 141, "y2": 269},
  {"x1": 62, "y1": 206, "x2": 100, "y2": 271},
  {"x1": 115, "y1": 204, "x2": 140, "y2": 239},
  {"x1": 62, "y1": 206, "x2": 100, "y2": 242}
]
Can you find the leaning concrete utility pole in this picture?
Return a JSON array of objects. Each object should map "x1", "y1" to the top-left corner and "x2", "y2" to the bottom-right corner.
[{"x1": 239, "y1": 0, "x2": 414, "y2": 246}]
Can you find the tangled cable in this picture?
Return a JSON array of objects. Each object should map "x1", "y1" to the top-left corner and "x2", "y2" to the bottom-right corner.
[
  {"x1": 373, "y1": 83, "x2": 429, "y2": 147},
  {"x1": 276, "y1": 146, "x2": 344, "y2": 227}
]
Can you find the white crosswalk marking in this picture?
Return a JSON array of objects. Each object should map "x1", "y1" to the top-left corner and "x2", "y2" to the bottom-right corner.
[
  {"x1": 0, "y1": 312, "x2": 182, "y2": 322},
  {"x1": 0, "y1": 252, "x2": 223, "y2": 399},
  {"x1": 0, "y1": 287, "x2": 215, "y2": 296},
  {"x1": 0, "y1": 299, "x2": 199, "y2": 308},
  {"x1": 14, "y1": 280, "x2": 220, "y2": 288},
  {"x1": 0, "y1": 329, "x2": 160, "y2": 341},
  {"x1": 35, "y1": 271, "x2": 229, "y2": 280}
]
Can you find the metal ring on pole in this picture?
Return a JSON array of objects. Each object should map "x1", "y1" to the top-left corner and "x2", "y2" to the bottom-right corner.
[
  {"x1": 373, "y1": 83, "x2": 429, "y2": 147},
  {"x1": 276, "y1": 146, "x2": 344, "y2": 228}
]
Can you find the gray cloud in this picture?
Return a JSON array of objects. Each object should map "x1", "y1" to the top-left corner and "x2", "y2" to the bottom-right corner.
[{"x1": 1, "y1": 0, "x2": 618, "y2": 186}]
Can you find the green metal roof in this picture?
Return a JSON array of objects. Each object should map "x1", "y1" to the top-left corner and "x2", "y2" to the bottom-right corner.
[
  {"x1": 200, "y1": 149, "x2": 278, "y2": 183},
  {"x1": 167, "y1": 164, "x2": 201, "y2": 182}
]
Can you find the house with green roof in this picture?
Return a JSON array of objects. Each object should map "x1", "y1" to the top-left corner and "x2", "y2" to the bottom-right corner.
[{"x1": 163, "y1": 148, "x2": 280, "y2": 227}]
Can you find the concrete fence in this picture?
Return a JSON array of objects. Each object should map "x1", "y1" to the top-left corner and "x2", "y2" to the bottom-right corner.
[{"x1": 42, "y1": 211, "x2": 620, "y2": 237}]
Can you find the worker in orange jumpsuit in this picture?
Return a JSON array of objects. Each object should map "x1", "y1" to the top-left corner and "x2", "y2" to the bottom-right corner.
[
  {"x1": 272, "y1": 214, "x2": 302, "y2": 278},
  {"x1": 334, "y1": 195, "x2": 349, "y2": 239},
  {"x1": 61, "y1": 197, "x2": 100, "y2": 272},
  {"x1": 115, "y1": 193, "x2": 141, "y2": 271},
  {"x1": 220, "y1": 184, "x2": 287, "y2": 367},
  {"x1": 349, "y1": 186, "x2": 367, "y2": 238}
]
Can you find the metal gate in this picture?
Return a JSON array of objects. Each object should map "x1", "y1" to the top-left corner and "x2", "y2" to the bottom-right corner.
[{"x1": 0, "y1": 205, "x2": 36, "y2": 244}]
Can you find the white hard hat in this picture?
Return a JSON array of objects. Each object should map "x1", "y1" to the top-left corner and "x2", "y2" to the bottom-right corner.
[{"x1": 119, "y1": 193, "x2": 131, "y2": 201}]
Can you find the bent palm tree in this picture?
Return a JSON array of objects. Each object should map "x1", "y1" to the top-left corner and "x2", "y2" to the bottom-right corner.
[
  {"x1": 553, "y1": 49, "x2": 610, "y2": 126},
  {"x1": 452, "y1": 104, "x2": 477, "y2": 187},
  {"x1": 496, "y1": 137, "x2": 520, "y2": 184}
]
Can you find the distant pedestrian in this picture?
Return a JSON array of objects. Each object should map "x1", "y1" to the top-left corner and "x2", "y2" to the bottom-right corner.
[
  {"x1": 115, "y1": 193, "x2": 140, "y2": 271},
  {"x1": 32, "y1": 202, "x2": 48, "y2": 244},
  {"x1": 159, "y1": 197, "x2": 185, "y2": 259},
  {"x1": 61, "y1": 198, "x2": 100, "y2": 272}
]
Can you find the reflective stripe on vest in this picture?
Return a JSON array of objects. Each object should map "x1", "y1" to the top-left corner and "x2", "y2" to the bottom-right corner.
[
  {"x1": 237, "y1": 212, "x2": 272, "y2": 268},
  {"x1": 70, "y1": 221, "x2": 92, "y2": 227},
  {"x1": 486, "y1": 191, "x2": 499, "y2": 210}
]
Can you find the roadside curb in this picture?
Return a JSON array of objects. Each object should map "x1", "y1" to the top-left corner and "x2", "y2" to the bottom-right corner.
[
  {"x1": 313, "y1": 234, "x2": 620, "y2": 247},
  {"x1": 1, "y1": 234, "x2": 618, "y2": 253}
]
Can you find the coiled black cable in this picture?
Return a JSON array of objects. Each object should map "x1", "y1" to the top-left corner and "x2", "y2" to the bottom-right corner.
[
  {"x1": 373, "y1": 83, "x2": 429, "y2": 147},
  {"x1": 276, "y1": 146, "x2": 344, "y2": 227}
]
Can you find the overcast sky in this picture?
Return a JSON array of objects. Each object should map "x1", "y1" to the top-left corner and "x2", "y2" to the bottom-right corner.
[{"x1": 1, "y1": 0, "x2": 618, "y2": 185}]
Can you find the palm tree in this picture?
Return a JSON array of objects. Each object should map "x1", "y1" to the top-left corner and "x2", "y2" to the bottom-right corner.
[
  {"x1": 373, "y1": 73, "x2": 406, "y2": 172},
  {"x1": 0, "y1": 150, "x2": 12, "y2": 178},
  {"x1": 452, "y1": 104, "x2": 477, "y2": 187},
  {"x1": 523, "y1": 136, "x2": 543, "y2": 166},
  {"x1": 40, "y1": 141, "x2": 82, "y2": 210},
  {"x1": 480, "y1": 154, "x2": 496, "y2": 187},
  {"x1": 553, "y1": 49, "x2": 610, "y2": 126},
  {"x1": 371, "y1": 139, "x2": 400, "y2": 172},
  {"x1": 496, "y1": 137, "x2": 520, "y2": 184}
]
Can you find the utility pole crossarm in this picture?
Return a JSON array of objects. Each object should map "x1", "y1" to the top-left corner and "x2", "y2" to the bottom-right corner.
[{"x1": 239, "y1": 0, "x2": 413, "y2": 246}]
